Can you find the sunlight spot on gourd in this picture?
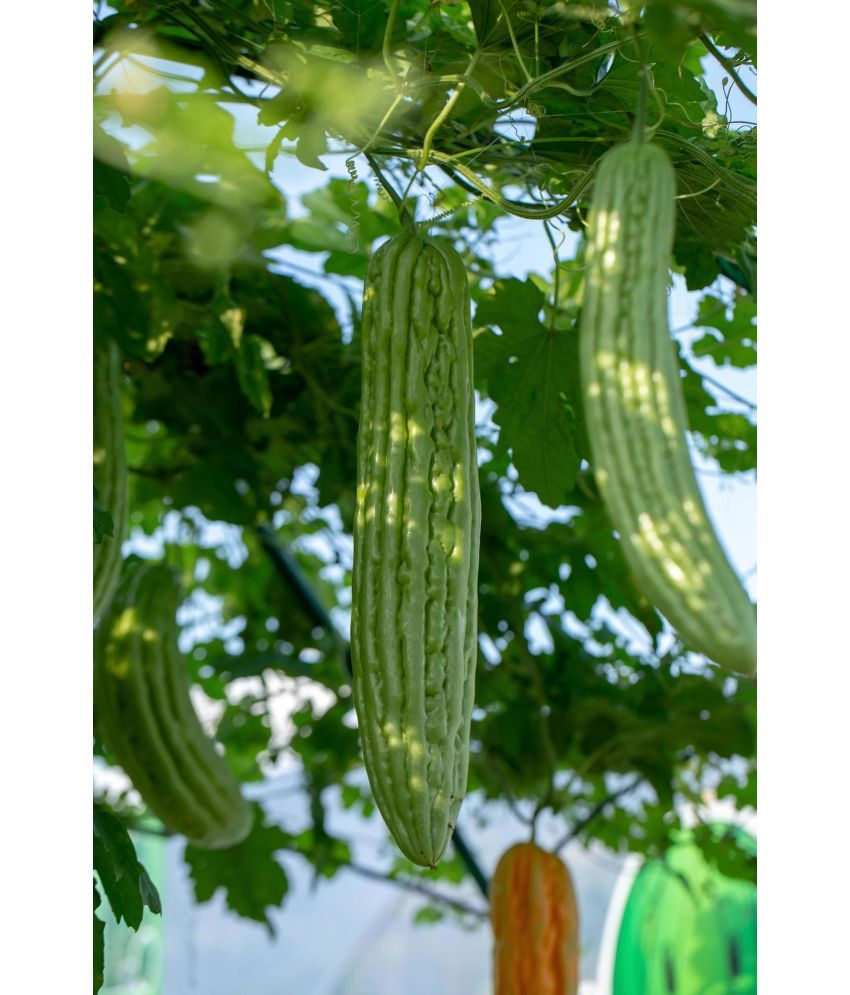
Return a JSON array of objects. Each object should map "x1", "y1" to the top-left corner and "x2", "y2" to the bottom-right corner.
[
  {"x1": 407, "y1": 416, "x2": 423, "y2": 441},
  {"x1": 404, "y1": 516, "x2": 423, "y2": 546},
  {"x1": 106, "y1": 649, "x2": 130, "y2": 679},
  {"x1": 452, "y1": 467, "x2": 465, "y2": 501},
  {"x1": 390, "y1": 410, "x2": 406, "y2": 445},
  {"x1": 696, "y1": 558, "x2": 713, "y2": 578},
  {"x1": 596, "y1": 349, "x2": 617, "y2": 372},
  {"x1": 405, "y1": 735, "x2": 425, "y2": 762},
  {"x1": 142, "y1": 627, "x2": 158, "y2": 643},
  {"x1": 634, "y1": 511, "x2": 715, "y2": 595},
  {"x1": 633, "y1": 363, "x2": 651, "y2": 400},
  {"x1": 385, "y1": 491, "x2": 400, "y2": 526},
  {"x1": 93, "y1": 445, "x2": 107, "y2": 466},
  {"x1": 451, "y1": 537, "x2": 465, "y2": 563},
  {"x1": 616, "y1": 360, "x2": 635, "y2": 395},
  {"x1": 432, "y1": 472, "x2": 452, "y2": 494},
  {"x1": 382, "y1": 723, "x2": 403, "y2": 749},
  {"x1": 113, "y1": 607, "x2": 137, "y2": 639},
  {"x1": 435, "y1": 523, "x2": 455, "y2": 556},
  {"x1": 638, "y1": 514, "x2": 663, "y2": 543},
  {"x1": 661, "y1": 558, "x2": 687, "y2": 586}
]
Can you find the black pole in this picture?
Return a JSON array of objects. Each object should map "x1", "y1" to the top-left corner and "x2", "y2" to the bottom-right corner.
[{"x1": 256, "y1": 523, "x2": 489, "y2": 899}]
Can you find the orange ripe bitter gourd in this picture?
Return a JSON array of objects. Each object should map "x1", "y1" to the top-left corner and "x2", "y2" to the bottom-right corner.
[{"x1": 490, "y1": 842, "x2": 580, "y2": 995}]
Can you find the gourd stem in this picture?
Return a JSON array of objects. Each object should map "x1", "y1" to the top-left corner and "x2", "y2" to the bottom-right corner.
[
  {"x1": 382, "y1": 0, "x2": 402, "y2": 78},
  {"x1": 357, "y1": 92, "x2": 405, "y2": 158},
  {"x1": 381, "y1": 146, "x2": 599, "y2": 220},
  {"x1": 418, "y1": 50, "x2": 481, "y2": 171},
  {"x1": 365, "y1": 152, "x2": 416, "y2": 234},
  {"x1": 499, "y1": 0, "x2": 532, "y2": 83},
  {"x1": 699, "y1": 32, "x2": 757, "y2": 106},
  {"x1": 633, "y1": 64, "x2": 649, "y2": 143}
]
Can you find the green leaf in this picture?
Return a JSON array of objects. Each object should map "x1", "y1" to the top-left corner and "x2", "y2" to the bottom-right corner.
[
  {"x1": 324, "y1": 249, "x2": 368, "y2": 279},
  {"x1": 216, "y1": 700, "x2": 272, "y2": 781},
  {"x1": 673, "y1": 0, "x2": 757, "y2": 57},
  {"x1": 644, "y1": 2, "x2": 694, "y2": 64},
  {"x1": 413, "y1": 905, "x2": 445, "y2": 925},
  {"x1": 267, "y1": 0, "x2": 294, "y2": 21},
  {"x1": 286, "y1": 823, "x2": 352, "y2": 880},
  {"x1": 288, "y1": 179, "x2": 394, "y2": 254},
  {"x1": 330, "y1": 0, "x2": 386, "y2": 52},
  {"x1": 468, "y1": 0, "x2": 500, "y2": 45},
  {"x1": 265, "y1": 126, "x2": 288, "y2": 176},
  {"x1": 93, "y1": 806, "x2": 162, "y2": 931},
  {"x1": 195, "y1": 310, "x2": 236, "y2": 367},
  {"x1": 475, "y1": 279, "x2": 586, "y2": 506},
  {"x1": 598, "y1": 60, "x2": 707, "y2": 121},
  {"x1": 93, "y1": 884, "x2": 105, "y2": 995},
  {"x1": 691, "y1": 293, "x2": 757, "y2": 368},
  {"x1": 675, "y1": 236, "x2": 722, "y2": 291},
  {"x1": 185, "y1": 807, "x2": 289, "y2": 931},
  {"x1": 94, "y1": 158, "x2": 131, "y2": 214},
  {"x1": 235, "y1": 335, "x2": 274, "y2": 417},
  {"x1": 295, "y1": 125, "x2": 329, "y2": 171}
]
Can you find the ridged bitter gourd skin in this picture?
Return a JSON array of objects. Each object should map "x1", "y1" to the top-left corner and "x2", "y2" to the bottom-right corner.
[
  {"x1": 93, "y1": 341, "x2": 129, "y2": 620},
  {"x1": 94, "y1": 561, "x2": 253, "y2": 849},
  {"x1": 351, "y1": 233, "x2": 481, "y2": 868},
  {"x1": 490, "y1": 842, "x2": 580, "y2": 995},
  {"x1": 579, "y1": 141, "x2": 756, "y2": 674}
]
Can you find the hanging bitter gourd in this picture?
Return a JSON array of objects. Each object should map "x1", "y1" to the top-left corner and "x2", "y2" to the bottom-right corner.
[
  {"x1": 490, "y1": 842, "x2": 580, "y2": 995},
  {"x1": 351, "y1": 233, "x2": 481, "y2": 868},
  {"x1": 93, "y1": 341, "x2": 128, "y2": 620},
  {"x1": 94, "y1": 560, "x2": 253, "y2": 849},
  {"x1": 579, "y1": 140, "x2": 757, "y2": 675}
]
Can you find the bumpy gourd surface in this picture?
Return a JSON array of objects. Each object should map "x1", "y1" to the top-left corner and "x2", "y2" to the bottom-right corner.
[
  {"x1": 490, "y1": 842, "x2": 580, "y2": 995},
  {"x1": 93, "y1": 342, "x2": 128, "y2": 620},
  {"x1": 94, "y1": 561, "x2": 253, "y2": 849},
  {"x1": 351, "y1": 233, "x2": 481, "y2": 868},
  {"x1": 579, "y1": 141, "x2": 756, "y2": 675}
]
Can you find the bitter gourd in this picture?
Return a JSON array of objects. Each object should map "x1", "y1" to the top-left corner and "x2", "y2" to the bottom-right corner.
[
  {"x1": 490, "y1": 842, "x2": 580, "y2": 995},
  {"x1": 94, "y1": 560, "x2": 253, "y2": 849},
  {"x1": 579, "y1": 140, "x2": 756, "y2": 674},
  {"x1": 93, "y1": 341, "x2": 128, "y2": 620},
  {"x1": 351, "y1": 233, "x2": 481, "y2": 868}
]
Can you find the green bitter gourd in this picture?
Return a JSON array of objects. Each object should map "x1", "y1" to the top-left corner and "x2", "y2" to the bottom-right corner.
[
  {"x1": 93, "y1": 341, "x2": 128, "y2": 620},
  {"x1": 351, "y1": 233, "x2": 481, "y2": 867},
  {"x1": 94, "y1": 560, "x2": 253, "y2": 849},
  {"x1": 579, "y1": 140, "x2": 756, "y2": 674}
]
